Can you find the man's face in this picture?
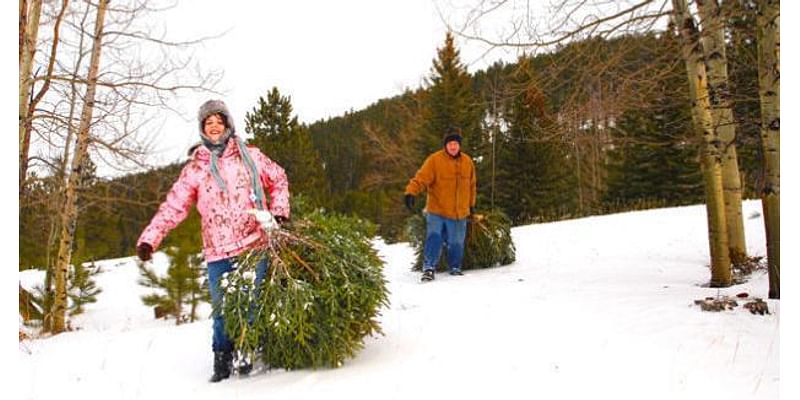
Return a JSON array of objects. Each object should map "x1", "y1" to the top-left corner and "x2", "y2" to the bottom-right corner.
[{"x1": 445, "y1": 140, "x2": 460, "y2": 156}]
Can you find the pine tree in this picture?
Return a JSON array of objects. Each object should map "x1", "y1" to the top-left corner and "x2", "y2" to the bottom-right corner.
[
  {"x1": 222, "y1": 211, "x2": 389, "y2": 369},
  {"x1": 360, "y1": 92, "x2": 428, "y2": 242},
  {"x1": 245, "y1": 87, "x2": 329, "y2": 205},
  {"x1": 308, "y1": 113, "x2": 367, "y2": 196},
  {"x1": 605, "y1": 108, "x2": 703, "y2": 206},
  {"x1": 245, "y1": 88, "x2": 295, "y2": 149},
  {"x1": 424, "y1": 32, "x2": 484, "y2": 162},
  {"x1": 495, "y1": 58, "x2": 575, "y2": 223},
  {"x1": 67, "y1": 262, "x2": 102, "y2": 315},
  {"x1": 25, "y1": 261, "x2": 102, "y2": 324},
  {"x1": 73, "y1": 156, "x2": 123, "y2": 264},
  {"x1": 19, "y1": 173, "x2": 60, "y2": 271},
  {"x1": 138, "y1": 251, "x2": 206, "y2": 325},
  {"x1": 725, "y1": 0, "x2": 762, "y2": 199},
  {"x1": 407, "y1": 210, "x2": 515, "y2": 271},
  {"x1": 137, "y1": 211, "x2": 207, "y2": 324},
  {"x1": 605, "y1": 33, "x2": 703, "y2": 207}
]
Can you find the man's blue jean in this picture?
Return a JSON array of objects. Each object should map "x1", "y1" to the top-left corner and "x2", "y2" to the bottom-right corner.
[
  {"x1": 207, "y1": 256, "x2": 268, "y2": 353},
  {"x1": 423, "y1": 212, "x2": 468, "y2": 273}
]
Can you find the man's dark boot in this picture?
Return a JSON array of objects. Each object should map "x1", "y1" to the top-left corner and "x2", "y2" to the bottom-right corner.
[
  {"x1": 421, "y1": 270, "x2": 435, "y2": 282},
  {"x1": 209, "y1": 350, "x2": 233, "y2": 383}
]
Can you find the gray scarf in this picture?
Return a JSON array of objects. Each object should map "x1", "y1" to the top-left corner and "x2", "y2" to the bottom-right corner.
[{"x1": 201, "y1": 129, "x2": 233, "y2": 157}]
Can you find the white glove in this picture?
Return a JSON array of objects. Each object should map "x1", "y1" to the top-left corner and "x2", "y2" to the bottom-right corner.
[{"x1": 247, "y1": 209, "x2": 278, "y2": 232}]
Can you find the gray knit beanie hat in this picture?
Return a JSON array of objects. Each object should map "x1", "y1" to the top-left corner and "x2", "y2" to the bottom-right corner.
[{"x1": 197, "y1": 99, "x2": 236, "y2": 135}]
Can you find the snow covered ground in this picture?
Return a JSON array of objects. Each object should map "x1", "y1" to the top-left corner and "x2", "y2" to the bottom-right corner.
[{"x1": 19, "y1": 201, "x2": 782, "y2": 400}]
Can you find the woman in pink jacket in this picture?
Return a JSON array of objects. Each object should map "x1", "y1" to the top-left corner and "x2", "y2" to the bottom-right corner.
[{"x1": 136, "y1": 99, "x2": 290, "y2": 382}]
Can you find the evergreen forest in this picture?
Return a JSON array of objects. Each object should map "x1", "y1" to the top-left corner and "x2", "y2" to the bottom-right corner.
[{"x1": 20, "y1": 24, "x2": 767, "y2": 271}]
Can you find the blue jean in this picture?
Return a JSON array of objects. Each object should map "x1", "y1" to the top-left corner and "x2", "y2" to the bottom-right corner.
[
  {"x1": 423, "y1": 212, "x2": 468, "y2": 273},
  {"x1": 207, "y1": 256, "x2": 268, "y2": 352}
]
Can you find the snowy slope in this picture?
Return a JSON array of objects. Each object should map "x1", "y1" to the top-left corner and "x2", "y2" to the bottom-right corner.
[{"x1": 19, "y1": 201, "x2": 780, "y2": 400}]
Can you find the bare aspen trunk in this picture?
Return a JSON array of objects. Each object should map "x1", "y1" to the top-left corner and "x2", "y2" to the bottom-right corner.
[
  {"x1": 52, "y1": 0, "x2": 109, "y2": 333},
  {"x1": 20, "y1": 0, "x2": 70, "y2": 197},
  {"x1": 19, "y1": 0, "x2": 27, "y2": 63},
  {"x1": 19, "y1": 0, "x2": 41, "y2": 191},
  {"x1": 672, "y1": 0, "x2": 731, "y2": 286},
  {"x1": 696, "y1": 0, "x2": 747, "y2": 262},
  {"x1": 756, "y1": 0, "x2": 780, "y2": 299}
]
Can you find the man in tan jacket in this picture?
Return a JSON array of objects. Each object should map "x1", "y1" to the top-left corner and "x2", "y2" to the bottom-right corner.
[{"x1": 405, "y1": 127, "x2": 476, "y2": 282}]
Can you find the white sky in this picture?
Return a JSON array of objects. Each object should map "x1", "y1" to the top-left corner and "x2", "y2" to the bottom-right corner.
[{"x1": 147, "y1": 0, "x2": 520, "y2": 167}]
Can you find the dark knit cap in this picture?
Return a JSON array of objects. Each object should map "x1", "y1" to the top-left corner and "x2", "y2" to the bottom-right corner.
[{"x1": 442, "y1": 126, "x2": 462, "y2": 146}]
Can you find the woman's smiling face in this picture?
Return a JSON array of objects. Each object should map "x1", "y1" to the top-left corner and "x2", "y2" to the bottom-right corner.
[{"x1": 203, "y1": 114, "x2": 226, "y2": 143}]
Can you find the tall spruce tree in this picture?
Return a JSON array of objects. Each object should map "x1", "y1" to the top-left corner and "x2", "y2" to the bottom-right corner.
[
  {"x1": 424, "y1": 32, "x2": 484, "y2": 164},
  {"x1": 19, "y1": 173, "x2": 60, "y2": 270},
  {"x1": 725, "y1": 0, "x2": 762, "y2": 198},
  {"x1": 73, "y1": 157, "x2": 122, "y2": 265},
  {"x1": 308, "y1": 113, "x2": 366, "y2": 197},
  {"x1": 605, "y1": 32, "x2": 703, "y2": 207},
  {"x1": 245, "y1": 87, "x2": 328, "y2": 205},
  {"x1": 496, "y1": 58, "x2": 575, "y2": 223},
  {"x1": 605, "y1": 109, "x2": 704, "y2": 206},
  {"x1": 360, "y1": 93, "x2": 428, "y2": 241}
]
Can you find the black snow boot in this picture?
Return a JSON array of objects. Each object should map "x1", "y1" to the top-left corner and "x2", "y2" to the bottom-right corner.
[
  {"x1": 209, "y1": 350, "x2": 233, "y2": 383},
  {"x1": 236, "y1": 356, "x2": 253, "y2": 376},
  {"x1": 421, "y1": 270, "x2": 435, "y2": 282}
]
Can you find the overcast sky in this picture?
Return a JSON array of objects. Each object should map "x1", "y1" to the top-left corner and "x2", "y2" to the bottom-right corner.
[{"x1": 146, "y1": 0, "x2": 519, "y2": 167}]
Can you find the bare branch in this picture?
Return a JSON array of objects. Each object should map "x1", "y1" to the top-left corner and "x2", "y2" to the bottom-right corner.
[
  {"x1": 29, "y1": 0, "x2": 69, "y2": 115},
  {"x1": 451, "y1": 0, "x2": 670, "y2": 50},
  {"x1": 102, "y1": 27, "x2": 231, "y2": 47}
]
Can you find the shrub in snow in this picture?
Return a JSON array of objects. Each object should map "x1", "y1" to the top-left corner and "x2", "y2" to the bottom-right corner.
[
  {"x1": 694, "y1": 296, "x2": 739, "y2": 312},
  {"x1": 222, "y1": 210, "x2": 389, "y2": 370},
  {"x1": 743, "y1": 299, "x2": 770, "y2": 315},
  {"x1": 24, "y1": 262, "x2": 102, "y2": 328},
  {"x1": 67, "y1": 262, "x2": 102, "y2": 315},
  {"x1": 138, "y1": 248, "x2": 207, "y2": 325},
  {"x1": 407, "y1": 209, "x2": 516, "y2": 271},
  {"x1": 693, "y1": 294, "x2": 770, "y2": 316},
  {"x1": 731, "y1": 255, "x2": 767, "y2": 282}
]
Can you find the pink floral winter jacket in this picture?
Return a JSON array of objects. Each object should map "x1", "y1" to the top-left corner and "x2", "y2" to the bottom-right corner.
[{"x1": 137, "y1": 139, "x2": 290, "y2": 262}]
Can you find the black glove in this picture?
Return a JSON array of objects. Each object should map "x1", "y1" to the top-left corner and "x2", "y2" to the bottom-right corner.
[
  {"x1": 470, "y1": 207, "x2": 476, "y2": 215},
  {"x1": 274, "y1": 215, "x2": 289, "y2": 226},
  {"x1": 137, "y1": 243, "x2": 153, "y2": 262},
  {"x1": 404, "y1": 194, "x2": 415, "y2": 211}
]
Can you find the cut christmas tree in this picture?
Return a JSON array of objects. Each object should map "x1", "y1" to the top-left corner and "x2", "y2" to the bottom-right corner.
[
  {"x1": 221, "y1": 210, "x2": 390, "y2": 370},
  {"x1": 407, "y1": 210, "x2": 516, "y2": 272}
]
